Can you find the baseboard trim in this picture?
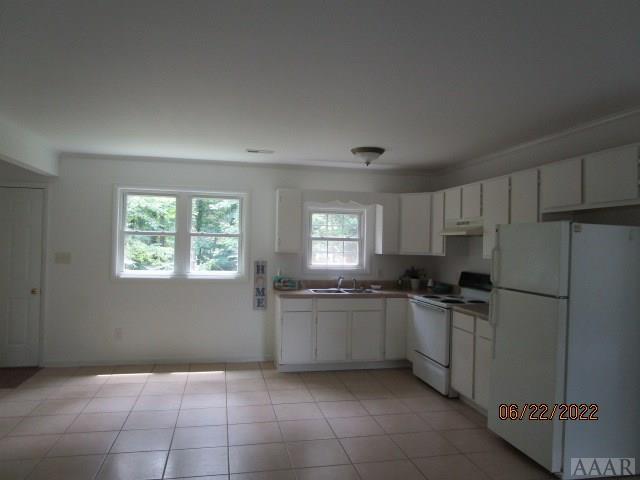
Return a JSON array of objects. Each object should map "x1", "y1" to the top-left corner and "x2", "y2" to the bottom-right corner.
[
  {"x1": 276, "y1": 359, "x2": 410, "y2": 373},
  {"x1": 41, "y1": 355, "x2": 274, "y2": 368}
]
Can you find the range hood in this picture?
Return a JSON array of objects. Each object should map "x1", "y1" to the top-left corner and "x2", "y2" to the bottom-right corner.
[{"x1": 441, "y1": 217, "x2": 484, "y2": 236}]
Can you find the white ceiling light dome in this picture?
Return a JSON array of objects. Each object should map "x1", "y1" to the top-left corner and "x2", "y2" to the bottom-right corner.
[{"x1": 351, "y1": 146, "x2": 385, "y2": 166}]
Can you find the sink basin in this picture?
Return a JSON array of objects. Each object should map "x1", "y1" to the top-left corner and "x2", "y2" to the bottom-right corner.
[
  {"x1": 340, "y1": 288, "x2": 377, "y2": 294},
  {"x1": 309, "y1": 288, "x2": 376, "y2": 294}
]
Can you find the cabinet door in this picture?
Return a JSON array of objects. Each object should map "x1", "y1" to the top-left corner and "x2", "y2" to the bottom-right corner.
[
  {"x1": 540, "y1": 158, "x2": 582, "y2": 211},
  {"x1": 374, "y1": 197, "x2": 400, "y2": 255},
  {"x1": 462, "y1": 183, "x2": 482, "y2": 218},
  {"x1": 316, "y1": 311, "x2": 349, "y2": 361},
  {"x1": 281, "y1": 312, "x2": 314, "y2": 364},
  {"x1": 351, "y1": 311, "x2": 384, "y2": 361},
  {"x1": 385, "y1": 299, "x2": 407, "y2": 359},
  {"x1": 511, "y1": 169, "x2": 539, "y2": 223},
  {"x1": 430, "y1": 191, "x2": 445, "y2": 256},
  {"x1": 482, "y1": 177, "x2": 510, "y2": 259},
  {"x1": 474, "y1": 335, "x2": 492, "y2": 410},
  {"x1": 584, "y1": 145, "x2": 639, "y2": 205},
  {"x1": 275, "y1": 189, "x2": 302, "y2": 253},
  {"x1": 399, "y1": 193, "x2": 431, "y2": 254},
  {"x1": 451, "y1": 327, "x2": 474, "y2": 399},
  {"x1": 444, "y1": 187, "x2": 462, "y2": 220}
]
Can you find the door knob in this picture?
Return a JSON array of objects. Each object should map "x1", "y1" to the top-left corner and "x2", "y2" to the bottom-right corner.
[{"x1": 30, "y1": 288, "x2": 40, "y2": 295}]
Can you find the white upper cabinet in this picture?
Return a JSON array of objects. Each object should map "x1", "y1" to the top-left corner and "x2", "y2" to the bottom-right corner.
[
  {"x1": 510, "y1": 169, "x2": 539, "y2": 223},
  {"x1": 399, "y1": 193, "x2": 431, "y2": 254},
  {"x1": 275, "y1": 188, "x2": 302, "y2": 253},
  {"x1": 584, "y1": 145, "x2": 639, "y2": 206},
  {"x1": 430, "y1": 191, "x2": 445, "y2": 256},
  {"x1": 482, "y1": 177, "x2": 510, "y2": 259},
  {"x1": 540, "y1": 158, "x2": 583, "y2": 211},
  {"x1": 462, "y1": 183, "x2": 482, "y2": 218},
  {"x1": 374, "y1": 196, "x2": 400, "y2": 255},
  {"x1": 444, "y1": 187, "x2": 462, "y2": 220}
]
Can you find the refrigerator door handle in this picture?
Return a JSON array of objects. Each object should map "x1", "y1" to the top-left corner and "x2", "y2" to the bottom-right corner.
[
  {"x1": 491, "y1": 246, "x2": 500, "y2": 284},
  {"x1": 489, "y1": 289, "x2": 498, "y2": 359}
]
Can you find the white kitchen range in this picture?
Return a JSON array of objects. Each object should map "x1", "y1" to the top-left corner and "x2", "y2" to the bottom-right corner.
[{"x1": 409, "y1": 271, "x2": 491, "y2": 396}]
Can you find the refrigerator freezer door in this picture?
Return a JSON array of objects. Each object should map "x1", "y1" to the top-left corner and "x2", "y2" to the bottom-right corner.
[
  {"x1": 493, "y1": 222, "x2": 570, "y2": 297},
  {"x1": 488, "y1": 288, "x2": 567, "y2": 472}
]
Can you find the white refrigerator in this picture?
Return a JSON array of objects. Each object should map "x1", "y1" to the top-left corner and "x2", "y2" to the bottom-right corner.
[{"x1": 488, "y1": 221, "x2": 640, "y2": 479}]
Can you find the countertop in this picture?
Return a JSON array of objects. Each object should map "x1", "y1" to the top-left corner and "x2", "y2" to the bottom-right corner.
[
  {"x1": 274, "y1": 288, "x2": 433, "y2": 299},
  {"x1": 451, "y1": 304, "x2": 489, "y2": 320},
  {"x1": 275, "y1": 289, "x2": 491, "y2": 319}
]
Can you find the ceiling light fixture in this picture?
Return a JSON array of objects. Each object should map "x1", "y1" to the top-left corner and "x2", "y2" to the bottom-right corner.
[
  {"x1": 351, "y1": 146, "x2": 385, "y2": 166},
  {"x1": 246, "y1": 148, "x2": 274, "y2": 154}
]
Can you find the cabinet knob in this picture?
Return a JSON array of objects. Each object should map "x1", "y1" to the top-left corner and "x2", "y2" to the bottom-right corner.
[{"x1": 31, "y1": 288, "x2": 40, "y2": 295}]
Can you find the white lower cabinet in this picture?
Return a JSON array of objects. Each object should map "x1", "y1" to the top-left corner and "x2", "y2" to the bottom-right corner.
[
  {"x1": 451, "y1": 326, "x2": 474, "y2": 399},
  {"x1": 450, "y1": 310, "x2": 492, "y2": 410},
  {"x1": 281, "y1": 312, "x2": 314, "y2": 363},
  {"x1": 351, "y1": 311, "x2": 384, "y2": 361},
  {"x1": 385, "y1": 298, "x2": 408, "y2": 359},
  {"x1": 474, "y1": 335, "x2": 492, "y2": 410},
  {"x1": 316, "y1": 311, "x2": 349, "y2": 361},
  {"x1": 276, "y1": 297, "x2": 404, "y2": 368}
]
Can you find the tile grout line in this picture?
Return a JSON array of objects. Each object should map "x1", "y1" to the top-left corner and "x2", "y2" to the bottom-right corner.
[
  {"x1": 160, "y1": 366, "x2": 187, "y2": 480},
  {"x1": 263, "y1": 364, "x2": 300, "y2": 480}
]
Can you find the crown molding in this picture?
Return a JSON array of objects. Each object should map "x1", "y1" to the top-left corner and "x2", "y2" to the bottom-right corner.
[{"x1": 427, "y1": 106, "x2": 640, "y2": 176}]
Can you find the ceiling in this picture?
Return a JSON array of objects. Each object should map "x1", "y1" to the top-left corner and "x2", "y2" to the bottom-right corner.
[{"x1": 1, "y1": 0, "x2": 639, "y2": 171}]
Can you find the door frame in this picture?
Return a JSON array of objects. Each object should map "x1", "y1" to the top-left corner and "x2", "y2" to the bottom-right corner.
[{"x1": 0, "y1": 182, "x2": 50, "y2": 367}]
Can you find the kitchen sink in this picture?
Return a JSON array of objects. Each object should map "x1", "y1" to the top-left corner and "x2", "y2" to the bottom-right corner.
[
  {"x1": 309, "y1": 288, "x2": 376, "y2": 294},
  {"x1": 309, "y1": 288, "x2": 348, "y2": 294}
]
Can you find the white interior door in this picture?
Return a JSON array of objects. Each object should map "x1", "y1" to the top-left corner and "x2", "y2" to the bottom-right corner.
[
  {"x1": 0, "y1": 187, "x2": 43, "y2": 366},
  {"x1": 488, "y1": 288, "x2": 566, "y2": 472}
]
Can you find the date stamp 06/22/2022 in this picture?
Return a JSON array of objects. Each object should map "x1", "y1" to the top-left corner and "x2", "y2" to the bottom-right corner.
[{"x1": 498, "y1": 403, "x2": 599, "y2": 421}]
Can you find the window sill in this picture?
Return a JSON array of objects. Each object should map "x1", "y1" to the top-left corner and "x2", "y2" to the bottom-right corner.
[{"x1": 113, "y1": 273, "x2": 248, "y2": 283}]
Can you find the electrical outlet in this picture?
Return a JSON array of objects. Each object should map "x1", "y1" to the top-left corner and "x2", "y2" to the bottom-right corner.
[{"x1": 114, "y1": 328, "x2": 123, "y2": 341}]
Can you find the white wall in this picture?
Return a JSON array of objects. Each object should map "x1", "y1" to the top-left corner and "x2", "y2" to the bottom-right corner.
[
  {"x1": 0, "y1": 158, "x2": 53, "y2": 184},
  {"x1": 44, "y1": 156, "x2": 430, "y2": 365},
  {"x1": 426, "y1": 237, "x2": 490, "y2": 286},
  {"x1": 0, "y1": 117, "x2": 58, "y2": 176}
]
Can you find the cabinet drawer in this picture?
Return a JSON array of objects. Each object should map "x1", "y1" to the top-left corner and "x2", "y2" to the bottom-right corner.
[
  {"x1": 475, "y1": 318, "x2": 493, "y2": 340},
  {"x1": 281, "y1": 299, "x2": 313, "y2": 312},
  {"x1": 316, "y1": 298, "x2": 383, "y2": 311},
  {"x1": 452, "y1": 311, "x2": 474, "y2": 333}
]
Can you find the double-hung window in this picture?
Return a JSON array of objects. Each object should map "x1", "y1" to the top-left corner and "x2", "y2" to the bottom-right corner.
[
  {"x1": 115, "y1": 188, "x2": 247, "y2": 279},
  {"x1": 307, "y1": 208, "x2": 365, "y2": 271}
]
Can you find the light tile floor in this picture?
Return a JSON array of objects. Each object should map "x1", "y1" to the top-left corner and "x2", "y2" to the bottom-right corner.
[{"x1": 0, "y1": 363, "x2": 565, "y2": 479}]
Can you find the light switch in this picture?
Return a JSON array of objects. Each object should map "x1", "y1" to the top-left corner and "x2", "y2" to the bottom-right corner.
[{"x1": 54, "y1": 252, "x2": 72, "y2": 264}]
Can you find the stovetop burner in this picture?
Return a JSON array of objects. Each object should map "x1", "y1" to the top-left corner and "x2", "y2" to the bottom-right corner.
[
  {"x1": 441, "y1": 299, "x2": 464, "y2": 304},
  {"x1": 467, "y1": 300, "x2": 487, "y2": 304}
]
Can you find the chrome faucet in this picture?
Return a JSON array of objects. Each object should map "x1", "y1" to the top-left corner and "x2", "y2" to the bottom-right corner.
[
  {"x1": 352, "y1": 278, "x2": 357, "y2": 290},
  {"x1": 337, "y1": 275, "x2": 344, "y2": 289}
]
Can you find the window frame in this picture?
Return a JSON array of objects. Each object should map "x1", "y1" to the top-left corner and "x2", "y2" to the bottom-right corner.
[
  {"x1": 113, "y1": 186, "x2": 248, "y2": 281},
  {"x1": 304, "y1": 203, "x2": 367, "y2": 273}
]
